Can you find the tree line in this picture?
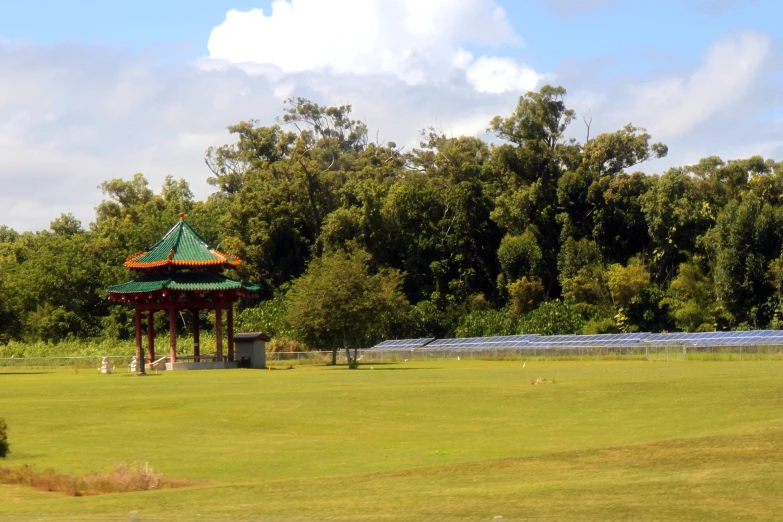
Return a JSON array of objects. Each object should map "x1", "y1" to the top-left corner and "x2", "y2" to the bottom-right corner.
[{"x1": 1, "y1": 85, "x2": 782, "y2": 353}]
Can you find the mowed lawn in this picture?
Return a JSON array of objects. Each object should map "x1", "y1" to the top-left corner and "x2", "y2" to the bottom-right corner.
[{"x1": 1, "y1": 359, "x2": 782, "y2": 520}]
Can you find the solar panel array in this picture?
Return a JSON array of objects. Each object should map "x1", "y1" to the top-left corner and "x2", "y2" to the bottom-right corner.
[
  {"x1": 644, "y1": 330, "x2": 783, "y2": 346},
  {"x1": 368, "y1": 338, "x2": 434, "y2": 350},
  {"x1": 422, "y1": 335, "x2": 538, "y2": 350},
  {"x1": 529, "y1": 333, "x2": 648, "y2": 348},
  {"x1": 367, "y1": 330, "x2": 783, "y2": 351}
]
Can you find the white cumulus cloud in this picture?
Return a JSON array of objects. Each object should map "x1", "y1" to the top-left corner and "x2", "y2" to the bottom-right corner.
[
  {"x1": 628, "y1": 31, "x2": 770, "y2": 138},
  {"x1": 0, "y1": 19, "x2": 778, "y2": 232},
  {"x1": 459, "y1": 54, "x2": 541, "y2": 94},
  {"x1": 206, "y1": 0, "x2": 539, "y2": 93},
  {"x1": 0, "y1": 40, "x2": 528, "y2": 231}
]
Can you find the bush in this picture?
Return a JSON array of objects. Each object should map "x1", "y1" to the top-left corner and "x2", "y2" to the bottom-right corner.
[
  {"x1": 235, "y1": 294, "x2": 290, "y2": 338},
  {"x1": 266, "y1": 337, "x2": 307, "y2": 353},
  {"x1": 0, "y1": 418, "x2": 8, "y2": 458},
  {"x1": 408, "y1": 299, "x2": 467, "y2": 339},
  {"x1": 582, "y1": 315, "x2": 620, "y2": 334},
  {"x1": 508, "y1": 277, "x2": 545, "y2": 316},
  {"x1": 455, "y1": 309, "x2": 519, "y2": 338},
  {"x1": 521, "y1": 300, "x2": 586, "y2": 335}
]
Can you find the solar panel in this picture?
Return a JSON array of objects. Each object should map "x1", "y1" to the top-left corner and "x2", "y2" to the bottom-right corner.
[
  {"x1": 368, "y1": 330, "x2": 783, "y2": 353},
  {"x1": 528, "y1": 332, "x2": 650, "y2": 348},
  {"x1": 644, "y1": 330, "x2": 783, "y2": 345},
  {"x1": 422, "y1": 334, "x2": 539, "y2": 350},
  {"x1": 368, "y1": 338, "x2": 434, "y2": 350}
]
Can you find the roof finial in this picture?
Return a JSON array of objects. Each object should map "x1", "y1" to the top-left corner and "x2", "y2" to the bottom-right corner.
[{"x1": 179, "y1": 212, "x2": 185, "y2": 221}]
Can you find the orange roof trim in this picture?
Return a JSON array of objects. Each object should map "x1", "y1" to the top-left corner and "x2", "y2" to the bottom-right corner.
[{"x1": 124, "y1": 249, "x2": 243, "y2": 269}]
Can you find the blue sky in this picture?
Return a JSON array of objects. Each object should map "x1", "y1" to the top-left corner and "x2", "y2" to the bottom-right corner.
[
  {"x1": 1, "y1": 0, "x2": 778, "y2": 69},
  {"x1": 0, "y1": 0, "x2": 781, "y2": 231}
]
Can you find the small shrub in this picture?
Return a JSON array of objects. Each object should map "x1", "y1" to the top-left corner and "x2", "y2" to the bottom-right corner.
[
  {"x1": 0, "y1": 419, "x2": 8, "y2": 458},
  {"x1": 267, "y1": 336, "x2": 307, "y2": 353},
  {"x1": 81, "y1": 462, "x2": 164, "y2": 494},
  {"x1": 0, "y1": 465, "x2": 77, "y2": 495}
]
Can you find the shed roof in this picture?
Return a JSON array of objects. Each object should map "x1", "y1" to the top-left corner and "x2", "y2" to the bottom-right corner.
[
  {"x1": 124, "y1": 214, "x2": 241, "y2": 269},
  {"x1": 233, "y1": 332, "x2": 271, "y2": 342}
]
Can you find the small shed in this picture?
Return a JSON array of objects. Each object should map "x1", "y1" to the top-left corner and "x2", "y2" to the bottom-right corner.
[{"x1": 233, "y1": 332, "x2": 271, "y2": 369}]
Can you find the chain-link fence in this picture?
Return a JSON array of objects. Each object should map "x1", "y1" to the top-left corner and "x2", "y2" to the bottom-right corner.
[
  {"x1": 360, "y1": 344, "x2": 783, "y2": 362},
  {"x1": 266, "y1": 350, "x2": 364, "y2": 363},
  {"x1": 0, "y1": 350, "x2": 363, "y2": 367},
  {"x1": 1, "y1": 344, "x2": 781, "y2": 369},
  {"x1": 0, "y1": 352, "x2": 354, "y2": 368}
]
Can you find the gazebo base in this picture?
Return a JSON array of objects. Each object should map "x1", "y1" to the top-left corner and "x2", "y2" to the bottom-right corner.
[{"x1": 166, "y1": 361, "x2": 239, "y2": 371}]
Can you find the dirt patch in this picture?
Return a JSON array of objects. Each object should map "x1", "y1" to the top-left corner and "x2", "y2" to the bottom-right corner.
[{"x1": 532, "y1": 378, "x2": 556, "y2": 385}]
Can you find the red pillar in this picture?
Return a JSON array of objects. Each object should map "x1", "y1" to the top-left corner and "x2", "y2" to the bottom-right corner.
[
  {"x1": 227, "y1": 305, "x2": 234, "y2": 363},
  {"x1": 193, "y1": 311, "x2": 200, "y2": 363},
  {"x1": 147, "y1": 311, "x2": 155, "y2": 363},
  {"x1": 134, "y1": 308, "x2": 142, "y2": 368},
  {"x1": 215, "y1": 307, "x2": 223, "y2": 362},
  {"x1": 169, "y1": 306, "x2": 177, "y2": 363}
]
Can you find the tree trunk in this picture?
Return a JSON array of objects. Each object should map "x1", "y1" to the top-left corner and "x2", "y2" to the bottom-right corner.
[
  {"x1": 343, "y1": 329, "x2": 354, "y2": 369},
  {"x1": 297, "y1": 158, "x2": 322, "y2": 251},
  {"x1": 331, "y1": 347, "x2": 337, "y2": 365}
]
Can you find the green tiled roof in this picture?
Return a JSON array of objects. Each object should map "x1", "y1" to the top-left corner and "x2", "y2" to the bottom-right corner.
[
  {"x1": 125, "y1": 216, "x2": 240, "y2": 269},
  {"x1": 107, "y1": 272, "x2": 260, "y2": 294}
]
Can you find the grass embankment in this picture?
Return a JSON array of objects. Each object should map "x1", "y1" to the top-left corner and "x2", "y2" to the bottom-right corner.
[
  {"x1": 0, "y1": 338, "x2": 135, "y2": 358},
  {"x1": 1, "y1": 359, "x2": 782, "y2": 520}
]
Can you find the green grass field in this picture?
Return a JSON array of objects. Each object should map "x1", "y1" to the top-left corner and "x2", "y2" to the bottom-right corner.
[{"x1": 1, "y1": 359, "x2": 782, "y2": 520}]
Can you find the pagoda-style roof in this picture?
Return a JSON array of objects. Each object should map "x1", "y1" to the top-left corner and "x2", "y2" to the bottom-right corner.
[
  {"x1": 124, "y1": 214, "x2": 241, "y2": 269},
  {"x1": 107, "y1": 272, "x2": 259, "y2": 298}
]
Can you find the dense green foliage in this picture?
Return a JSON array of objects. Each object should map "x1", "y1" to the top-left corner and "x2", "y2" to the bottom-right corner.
[{"x1": 1, "y1": 85, "x2": 782, "y2": 350}]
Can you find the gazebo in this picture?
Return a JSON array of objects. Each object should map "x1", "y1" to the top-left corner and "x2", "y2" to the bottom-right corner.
[{"x1": 107, "y1": 214, "x2": 259, "y2": 371}]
